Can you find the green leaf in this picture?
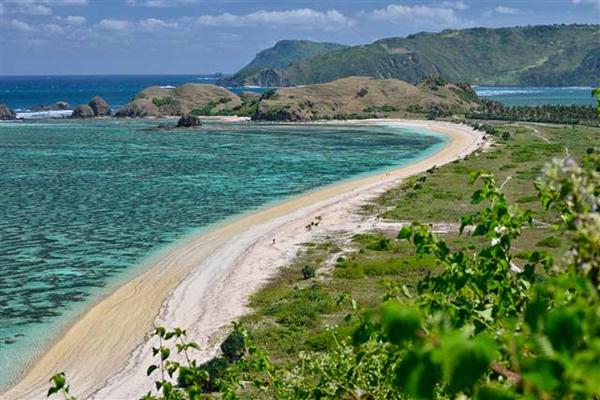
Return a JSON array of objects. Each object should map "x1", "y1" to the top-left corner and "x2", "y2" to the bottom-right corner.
[
  {"x1": 146, "y1": 365, "x2": 158, "y2": 376},
  {"x1": 545, "y1": 307, "x2": 583, "y2": 353},
  {"x1": 397, "y1": 350, "x2": 440, "y2": 400},
  {"x1": 380, "y1": 302, "x2": 421, "y2": 345},
  {"x1": 475, "y1": 385, "x2": 516, "y2": 400},
  {"x1": 398, "y1": 226, "x2": 412, "y2": 240},
  {"x1": 440, "y1": 335, "x2": 495, "y2": 394}
]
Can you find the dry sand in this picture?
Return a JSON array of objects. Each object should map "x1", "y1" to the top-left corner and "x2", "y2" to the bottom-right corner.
[{"x1": 1, "y1": 120, "x2": 484, "y2": 400}]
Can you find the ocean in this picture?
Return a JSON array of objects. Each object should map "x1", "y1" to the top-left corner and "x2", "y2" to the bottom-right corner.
[
  {"x1": 474, "y1": 85, "x2": 596, "y2": 106},
  {"x1": 0, "y1": 75, "x2": 595, "y2": 114},
  {"x1": 0, "y1": 118, "x2": 445, "y2": 389}
]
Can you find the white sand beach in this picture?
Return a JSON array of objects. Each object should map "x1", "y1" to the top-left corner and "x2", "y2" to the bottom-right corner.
[{"x1": 2, "y1": 120, "x2": 484, "y2": 400}]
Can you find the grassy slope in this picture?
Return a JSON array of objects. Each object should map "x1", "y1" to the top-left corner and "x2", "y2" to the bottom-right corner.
[
  {"x1": 223, "y1": 40, "x2": 347, "y2": 86},
  {"x1": 253, "y1": 76, "x2": 482, "y2": 121},
  {"x1": 233, "y1": 122, "x2": 599, "y2": 397},
  {"x1": 284, "y1": 24, "x2": 600, "y2": 86}
]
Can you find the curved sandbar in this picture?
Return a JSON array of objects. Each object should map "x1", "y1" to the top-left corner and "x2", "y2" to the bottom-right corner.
[{"x1": 2, "y1": 120, "x2": 483, "y2": 400}]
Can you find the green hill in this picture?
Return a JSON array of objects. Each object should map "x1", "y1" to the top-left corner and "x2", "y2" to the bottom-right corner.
[
  {"x1": 232, "y1": 24, "x2": 600, "y2": 87},
  {"x1": 218, "y1": 40, "x2": 347, "y2": 87}
]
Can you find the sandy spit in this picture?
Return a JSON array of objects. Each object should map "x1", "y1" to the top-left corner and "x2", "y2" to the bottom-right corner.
[{"x1": 2, "y1": 120, "x2": 484, "y2": 400}]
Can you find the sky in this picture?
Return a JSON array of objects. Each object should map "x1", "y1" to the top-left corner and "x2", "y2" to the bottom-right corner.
[{"x1": 0, "y1": 0, "x2": 598, "y2": 75}]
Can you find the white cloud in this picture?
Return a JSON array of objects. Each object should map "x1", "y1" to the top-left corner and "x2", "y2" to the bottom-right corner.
[
  {"x1": 61, "y1": 15, "x2": 86, "y2": 24},
  {"x1": 572, "y1": 0, "x2": 600, "y2": 9},
  {"x1": 9, "y1": 19, "x2": 35, "y2": 32},
  {"x1": 441, "y1": 1, "x2": 469, "y2": 10},
  {"x1": 494, "y1": 6, "x2": 519, "y2": 14},
  {"x1": 44, "y1": 23, "x2": 64, "y2": 34},
  {"x1": 98, "y1": 18, "x2": 131, "y2": 31},
  {"x1": 366, "y1": 4, "x2": 460, "y2": 25},
  {"x1": 484, "y1": 5, "x2": 520, "y2": 16},
  {"x1": 0, "y1": 0, "x2": 87, "y2": 16},
  {"x1": 139, "y1": 17, "x2": 178, "y2": 31},
  {"x1": 126, "y1": 0, "x2": 197, "y2": 6},
  {"x1": 50, "y1": 0, "x2": 88, "y2": 4},
  {"x1": 198, "y1": 8, "x2": 355, "y2": 28}
]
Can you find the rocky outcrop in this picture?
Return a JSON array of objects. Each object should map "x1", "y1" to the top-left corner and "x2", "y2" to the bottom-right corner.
[
  {"x1": 114, "y1": 99, "x2": 160, "y2": 118},
  {"x1": 177, "y1": 114, "x2": 202, "y2": 127},
  {"x1": 33, "y1": 101, "x2": 71, "y2": 112},
  {"x1": 89, "y1": 96, "x2": 111, "y2": 116},
  {"x1": 0, "y1": 104, "x2": 17, "y2": 120},
  {"x1": 71, "y1": 104, "x2": 95, "y2": 118}
]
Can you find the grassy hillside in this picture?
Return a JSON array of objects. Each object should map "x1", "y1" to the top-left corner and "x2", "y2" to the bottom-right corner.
[
  {"x1": 115, "y1": 84, "x2": 241, "y2": 117},
  {"x1": 252, "y1": 24, "x2": 600, "y2": 86},
  {"x1": 253, "y1": 76, "x2": 482, "y2": 121},
  {"x1": 219, "y1": 40, "x2": 347, "y2": 87}
]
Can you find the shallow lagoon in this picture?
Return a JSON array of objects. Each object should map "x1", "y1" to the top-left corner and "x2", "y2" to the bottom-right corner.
[{"x1": 0, "y1": 119, "x2": 445, "y2": 388}]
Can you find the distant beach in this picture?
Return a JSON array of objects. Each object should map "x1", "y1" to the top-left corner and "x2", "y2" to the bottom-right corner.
[{"x1": 2, "y1": 120, "x2": 483, "y2": 400}]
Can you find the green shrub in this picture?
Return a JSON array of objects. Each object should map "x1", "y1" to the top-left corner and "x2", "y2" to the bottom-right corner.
[
  {"x1": 152, "y1": 97, "x2": 173, "y2": 107},
  {"x1": 536, "y1": 235, "x2": 562, "y2": 248},
  {"x1": 301, "y1": 264, "x2": 316, "y2": 279},
  {"x1": 264, "y1": 284, "x2": 336, "y2": 327},
  {"x1": 220, "y1": 329, "x2": 245, "y2": 362},
  {"x1": 179, "y1": 356, "x2": 228, "y2": 393}
]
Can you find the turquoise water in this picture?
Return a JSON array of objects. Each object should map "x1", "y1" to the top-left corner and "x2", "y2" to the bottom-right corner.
[{"x1": 0, "y1": 119, "x2": 445, "y2": 388}]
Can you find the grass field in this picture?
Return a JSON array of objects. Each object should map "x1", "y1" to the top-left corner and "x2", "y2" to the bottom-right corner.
[{"x1": 227, "y1": 121, "x2": 599, "y2": 397}]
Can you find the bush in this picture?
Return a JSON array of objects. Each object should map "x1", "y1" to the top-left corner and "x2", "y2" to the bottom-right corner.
[
  {"x1": 151, "y1": 97, "x2": 173, "y2": 107},
  {"x1": 301, "y1": 264, "x2": 316, "y2": 279},
  {"x1": 180, "y1": 356, "x2": 228, "y2": 393},
  {"x1": 220, "y1": 329, "x2": 245, "y2": 362},
  {"x1": 536, "y1": 235, "x2": 562, "y2": 248},
  {"x1": 260, "y1": 88, "x2": 277, "y2": 100}
]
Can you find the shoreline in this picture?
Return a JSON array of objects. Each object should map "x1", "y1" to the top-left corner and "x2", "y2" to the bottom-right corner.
[{"x1": 2, "y1": 119, "x2": 484, "y2": 400}]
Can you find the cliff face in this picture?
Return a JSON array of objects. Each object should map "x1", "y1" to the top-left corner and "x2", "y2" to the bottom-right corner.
[
  {"x1": 116, "y1": 84, "x2": 242, "y2": 117},
  {"x1": 253, "y1": 76, "x2": 483, "y2": 122}
]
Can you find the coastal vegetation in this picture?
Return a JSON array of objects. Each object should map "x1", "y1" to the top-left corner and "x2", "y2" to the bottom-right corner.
[
  {"x1": 467, "y1": 101, "x2": 598, "y2": 126},
  {"x1": 221, "y1": 24, "x2": 600, "y2": 87},
  {"x1": 47, "y1": 96, "x2": 599, "y2": 398}
]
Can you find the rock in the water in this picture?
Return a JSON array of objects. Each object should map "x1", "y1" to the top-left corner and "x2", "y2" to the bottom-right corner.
[
  {"x1": 177, "y1": 114, "x2": 202, "y2": 127},
  {"x1": 89, "y1": 96, "x2": 111, "y2": 116},
  {"x1": 0, "y1": 104, "x2": 17, "y2": 120},
  {"x1": 33, "y1": 101, "x2": 71, "y2": 112},
  {"x1": 55, "y1": 101, "x2": 70, "y2": 110},
  {"x1": 115, "y1": 99, "x2": 160, "y2": 118},
  {"x1": 71, "y1": 104, "x2": 95, "y2": 118}
]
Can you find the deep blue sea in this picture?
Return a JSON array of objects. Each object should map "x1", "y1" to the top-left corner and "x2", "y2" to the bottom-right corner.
[
  {"x1": 474, "y1": 85, "x2": 595, "y2": 106},
  {"x1": 0, "y1": 118, "x2": 446, "y2": 389},
  {"x1": 0, "y1": 75, "x2": 264, "y2": 112}
]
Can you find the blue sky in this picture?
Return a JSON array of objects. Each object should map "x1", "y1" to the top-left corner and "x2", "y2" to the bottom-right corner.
[{"x1": 0, "y1": 0, "x2": 598, "y2": 75}]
